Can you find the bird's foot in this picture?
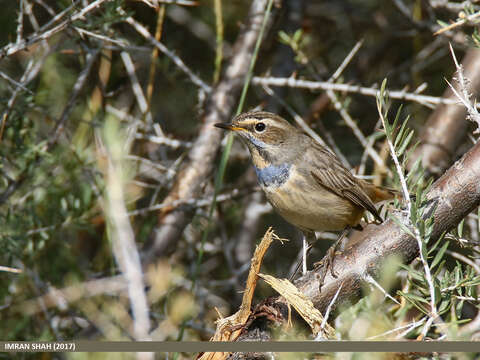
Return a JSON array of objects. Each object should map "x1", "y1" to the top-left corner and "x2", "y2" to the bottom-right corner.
[
  {"x1": 314, "y1": 247, "x2": 339, "y2": 288},
  {"x1": 313, "y1": 227, "x2": 351, "y2": 289},
  {"x1": 353, "y1": 223, "x2": 363, "y2": 231}
]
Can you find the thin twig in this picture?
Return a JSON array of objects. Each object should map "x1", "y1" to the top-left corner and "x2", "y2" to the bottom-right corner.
[
  {"x1": 330, "y1": 39, "x2": 364, "y2": 82},
  {"x1": 445, "y1": 250, "x2": 480, "y2": 275},
  {"x1": 46, "y1": 49, "x2": 100, "y2": 149},
  {"x1": 325, "y1": 39, "x2": 386, "y2": 170},
  {"x1": 33, "y1": 0, "x2": 56, "y2": 17},
  {"x1": 447, "y1": 43, "x2": 480, "y2": 135},
  {"x1": 364, "y1": 274, "x2": 400, "y2": 305},
  {"x1": 0, "y1": 266, "x2": 23, "y2": 274},
  {"x1": 320, "y1": 283, "x2": 342, "y2": 332},
  {"x1": 167, "y1": 6, "x2": 230, "y2": 53},
  {"x1": 367, "y1": 317, "x2": 426, "y2": 339},
  {"x1": 435, "y1": 10, "x2": 480, "y2": 35},
  {"x1": 140, "y1": 0, "x2": 198, "y2": 6},
  {"x1": 397, "y1": 317, "x2": 428, "y2": 339},
  {"x1": 429, "y1": 0, "x2": 480, "y2": 12},
  {"x1": 73, "y1": 27, "x2": 130, "y2": 47},
  {"x1": 128, "y1": 187, "x2": 255, "y2": 216},
  {"x1": 0, "y1": 0, "x2": 108, "y2": 59},
  {"x1": 0, "y1": 71, "x2": 33, "y2": 94},
  {"x1": 252, "y1": 76, "x2": 463, "y2": 108},
  {"x1": 329, "y1": 90, "x2": 386, "y2": 169},
  {"x1": 16, "y1": 0, "x2": 25, "y2": 44},
  {"x1": 120, "y1": 51, "x2": 153, "y2": 126},
  {"x1": 24, "y1": 0, "x2": 40, "y2": 32},
  {"x1": 134, "y1": 133, "x2": 192, "y2": 149},
  {"x1": 120, "y1": 8, "x2": 212, "y2": 93},
  {"x1": 106, "y1": 105, "x2": 144, "y2": 127}
]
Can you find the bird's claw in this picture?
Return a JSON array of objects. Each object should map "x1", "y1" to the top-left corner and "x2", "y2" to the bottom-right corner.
[{"x1": 314, "y1": 248, "x2": 339, "y2": 290}]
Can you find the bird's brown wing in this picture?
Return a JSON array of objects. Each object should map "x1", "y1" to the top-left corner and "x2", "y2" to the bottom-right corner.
[{"x1": 308, "y1": 143, "x2": 383, "y2": 223}]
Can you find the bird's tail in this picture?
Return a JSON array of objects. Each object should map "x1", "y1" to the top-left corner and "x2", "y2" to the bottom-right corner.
[{"x1": 363, "y1": 182, "x2": 402, "y2": 203}]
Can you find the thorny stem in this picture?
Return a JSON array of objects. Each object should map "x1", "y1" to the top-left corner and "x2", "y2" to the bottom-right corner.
[
  {"x1": 376, "y1": 84, "x2": 439, "y2": 338},
  {"x1": 447, "y1": 43, "x2": 480, "y2": 136},
  {"x1": 252, "y1": 76, "x2": 467, "y2": 108}
]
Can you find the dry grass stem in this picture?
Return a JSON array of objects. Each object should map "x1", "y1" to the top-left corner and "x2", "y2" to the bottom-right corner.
[{"x1": 199, "y1": 228, "x2": 279, "y2": 360}]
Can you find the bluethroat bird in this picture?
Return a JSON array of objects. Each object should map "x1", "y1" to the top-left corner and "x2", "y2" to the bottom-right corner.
[{"x1": 215, "y1": 111, "x2": 396, "y2": 281}]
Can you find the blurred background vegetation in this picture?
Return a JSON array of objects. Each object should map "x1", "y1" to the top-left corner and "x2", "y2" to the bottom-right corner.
[{"x1": 1, "y1": 0, "x2": 480, "y2": 358}]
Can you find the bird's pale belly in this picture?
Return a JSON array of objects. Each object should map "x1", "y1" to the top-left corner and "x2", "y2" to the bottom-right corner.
[{"x1": 261, "y1": 167, "x2": 364, "y2": 232}]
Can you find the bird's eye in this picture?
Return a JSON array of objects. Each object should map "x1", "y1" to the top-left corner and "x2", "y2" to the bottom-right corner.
[{"x1": 255, "y1": 122, "x2": 266, "y2": 132}]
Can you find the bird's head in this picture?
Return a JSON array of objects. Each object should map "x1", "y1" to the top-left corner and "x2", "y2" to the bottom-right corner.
[{"x1": 215, "y1": 111, "x2": 301, "y2": 166}]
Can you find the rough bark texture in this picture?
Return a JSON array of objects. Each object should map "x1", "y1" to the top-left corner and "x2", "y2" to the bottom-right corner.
[
  {"x1": 145, "y1": 0, "x2": 276, "y2": 262},
  {"x1": 408, "y1": 48, "x2": 480, "y2": 178}
]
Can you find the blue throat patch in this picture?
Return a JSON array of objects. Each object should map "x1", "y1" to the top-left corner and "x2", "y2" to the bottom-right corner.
[{"x1": 254, "y1": 163, "x2": 291, "y2": 187}]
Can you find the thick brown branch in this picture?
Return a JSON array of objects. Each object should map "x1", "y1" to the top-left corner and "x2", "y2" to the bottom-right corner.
[
  {"x1": 145, "y1": 0, "x2": 275, "y2": 261},
  {"x1": 408, "y1": 48, "x2": 480, "y2": 177}
]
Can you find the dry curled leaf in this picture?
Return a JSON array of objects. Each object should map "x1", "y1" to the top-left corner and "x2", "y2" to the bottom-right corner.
[{"x1": 258, "y1": 273, "x2": 336, "y2": 340}]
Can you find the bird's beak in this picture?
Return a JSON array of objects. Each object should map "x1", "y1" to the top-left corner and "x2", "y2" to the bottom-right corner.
[{"x1": 214, "y1": 123, "x2": 244, "y2": 132}]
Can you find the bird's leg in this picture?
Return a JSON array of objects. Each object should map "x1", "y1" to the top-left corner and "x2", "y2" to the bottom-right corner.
[
  {"x1": 304, "y1": 231, "x2": 317, "y2": 275},
  {"x1": 289, "y1": 230, "x2": 316, "y2": 281},
  {"x1": 302, "y1": 234, "x2": 308, "y2": 275},
  {"x1": 314, "y1": 227, "x2": 351, "y2": 288}
]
